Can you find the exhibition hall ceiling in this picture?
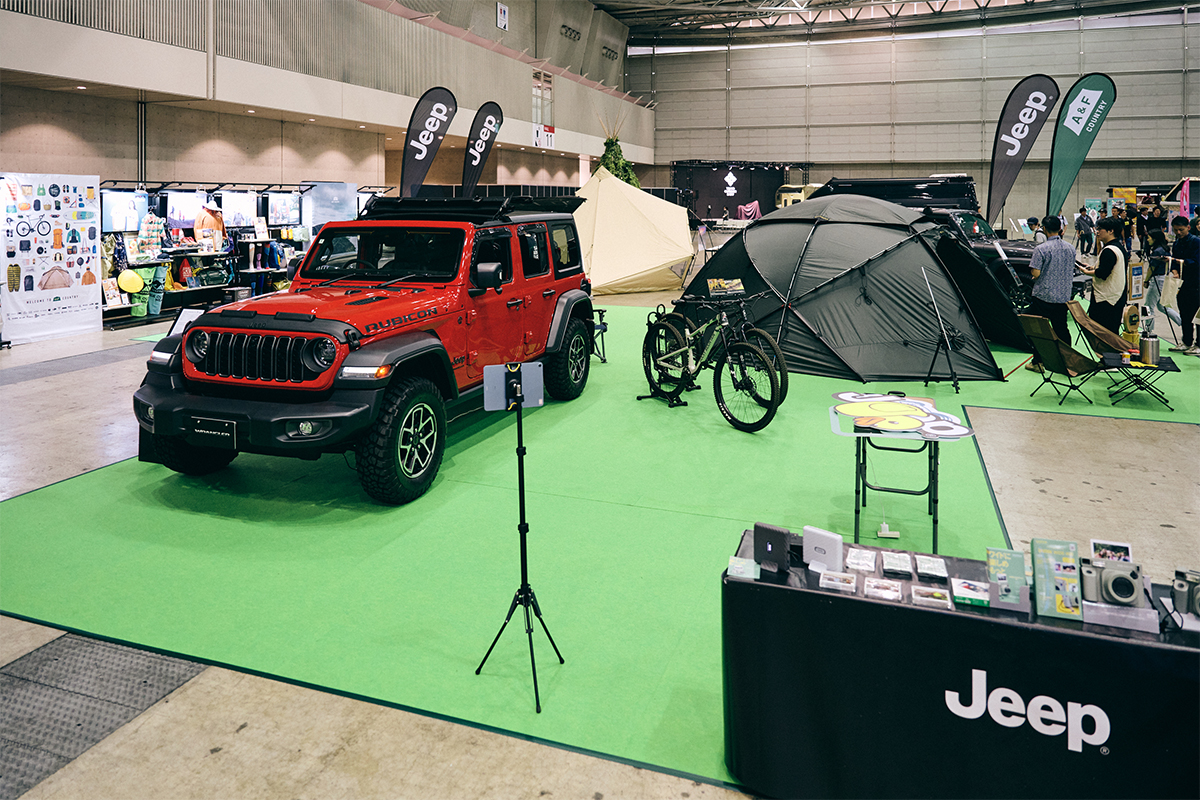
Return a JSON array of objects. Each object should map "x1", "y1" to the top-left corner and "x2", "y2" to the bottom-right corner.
[{"x1": 593, "y1": 0, "x2": 1192, "y2": 44}]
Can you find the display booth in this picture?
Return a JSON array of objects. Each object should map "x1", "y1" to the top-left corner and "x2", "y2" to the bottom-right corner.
[{"x1": 723, "y1": 530, "x2": 1199, "y2": 800}]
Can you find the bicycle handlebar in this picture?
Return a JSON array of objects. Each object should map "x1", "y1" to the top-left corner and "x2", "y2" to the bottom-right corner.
[{"x1": 673, "y1": 290, "x2": 771, "y2": 309}]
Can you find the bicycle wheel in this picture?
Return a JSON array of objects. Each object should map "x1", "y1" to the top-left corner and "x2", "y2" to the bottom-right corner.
[
  {"x1": 744, "y1": 327, "x2": 789, "y2": 404},
  {"x1": 660, "y1": 311, "x2": 696, "y2": 336},
  {"x1": 642, "y1": 320, "x2": 690, "y2": 400},
  {"x1": 713, "y1": 341, "x2": 780, "y2": 432}
]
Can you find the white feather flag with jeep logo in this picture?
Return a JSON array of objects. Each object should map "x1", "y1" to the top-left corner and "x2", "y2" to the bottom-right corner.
[{"x1": 1, "y1": 173, "x2": 102, "y2": 344}]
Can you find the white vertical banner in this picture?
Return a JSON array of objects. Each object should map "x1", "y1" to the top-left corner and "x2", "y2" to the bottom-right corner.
[{"x1": 1, "y1": 173, "x2": 102, "y2": 344}]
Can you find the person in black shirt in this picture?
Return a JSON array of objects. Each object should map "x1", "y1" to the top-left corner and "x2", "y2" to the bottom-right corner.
[
  {"x1": 1168, "y1": 215, "x2": 1200, "y2": 354},
  {"x1": 1144, "y1": 229, "x2": 1182, "y2": 336},
  {"x1": 1080, "y1": 216, "x2": 1128, "y2": 335}
]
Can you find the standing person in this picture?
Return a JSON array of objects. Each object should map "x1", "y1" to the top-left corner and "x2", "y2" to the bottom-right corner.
[
  {"x1": 1024, "y1": 215, "x2": 1077, "y2": 372},
  {"x1": 1167, "y1": 215, "x2": 1200, "y2": 354},
  {"x1": 1080, "y1": 216, "x2": 1128, "y2": 335},
  {"x1": 1093, "y1": 207, "x2": 1108, "y2": 256},
  {"x1": 1143, "y1": 229, "x2": 1181, "y2": 335},
  {"x1": 1146, "y1": 205, "x2": 1169, "y2": 244},
  {"x1": 1075, "y1": 206, "x2": 1094, "y2": 255},
  {"x1": 1134, "y1": 206, "x2": 1149, "y2": 259},
  {"x1": 1028, "y1": 217, "x2": 1046, "y2": 244}
]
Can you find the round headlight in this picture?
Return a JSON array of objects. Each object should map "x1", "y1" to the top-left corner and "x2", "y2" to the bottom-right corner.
[
  {"x1": 311, "y1": 337, "x2": 337, "y2": 369},
  {"x1": 190, "y1": 330, "x2": 209, "y2": 360}
]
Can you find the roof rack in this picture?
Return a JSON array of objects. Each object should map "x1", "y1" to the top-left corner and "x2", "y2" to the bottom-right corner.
[{"x1": 358, "y1": 195, "x2": 585, "y2": 223}]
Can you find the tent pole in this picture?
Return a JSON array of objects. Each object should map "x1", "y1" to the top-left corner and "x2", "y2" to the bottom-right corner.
[
  {"x1": 774, "y1": 222, "x2": 821, "y2": 346},
  {"x1": 917, "y1": 262, "x2": 961, "y2": 393}
]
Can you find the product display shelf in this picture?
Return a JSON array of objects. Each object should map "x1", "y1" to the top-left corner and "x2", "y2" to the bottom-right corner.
[{"x1": 722, "y1": 530, "x2": 1199, "y2": 800}]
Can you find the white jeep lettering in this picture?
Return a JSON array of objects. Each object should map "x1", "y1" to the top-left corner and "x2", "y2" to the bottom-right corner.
[
  {"x1": 468, "y1": 114, "x2": 497, "y2": 166},
  {"x1": 945, "y1": 669, "x2": 1110, "y2": 752},
  {"x1": 999, "y1": 91, "x2": 1050, "y2": 156},
  {"x1": 408, "y1": 102, "x2": 451, "y2": 161}
]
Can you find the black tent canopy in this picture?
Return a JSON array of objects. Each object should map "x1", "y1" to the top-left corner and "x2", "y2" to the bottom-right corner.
[{"x1": 683, "y1": 195, "x2": 1014, "y2": 386}]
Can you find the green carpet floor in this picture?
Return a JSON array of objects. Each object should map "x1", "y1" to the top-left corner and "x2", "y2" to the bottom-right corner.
[{"x1": 2, "y1": 305, "x2": 1196, "y2": 785}]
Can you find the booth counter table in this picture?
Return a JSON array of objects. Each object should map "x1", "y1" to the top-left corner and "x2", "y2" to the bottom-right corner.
[{"x1": 722, "y1": 531, "x2": 1199, "y2": 799}]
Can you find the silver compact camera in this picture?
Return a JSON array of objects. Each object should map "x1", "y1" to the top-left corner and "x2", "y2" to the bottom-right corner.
[
  {"x1": 1080, "y1": 558, "x2": 1145, "y2": 608},
  {"x1": 1172, "y1": 569, "x2": 1200, "y2": 617}
]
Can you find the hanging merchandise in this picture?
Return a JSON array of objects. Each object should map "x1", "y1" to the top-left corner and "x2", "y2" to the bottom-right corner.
[
  {"x1": 0, "y1": 172, "x2": 102, "y2": 344},
  {"x1": 137, "y1": 212, "x2": 167, "y2": 256}
]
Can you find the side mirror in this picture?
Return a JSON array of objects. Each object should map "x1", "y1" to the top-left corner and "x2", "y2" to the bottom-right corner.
[{"x1": 476, "y1": 261, "x2": 503, "y2": 293}]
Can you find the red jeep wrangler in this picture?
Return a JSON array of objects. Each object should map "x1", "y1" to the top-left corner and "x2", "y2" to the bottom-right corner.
[{"x1": 133, "y1": 196, "x2": 594, "y2": 504}]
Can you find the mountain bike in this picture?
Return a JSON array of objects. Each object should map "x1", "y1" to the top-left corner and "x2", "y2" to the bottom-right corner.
[{"x1": 640, "y1": 291, "x2": 786, "y2": 432}]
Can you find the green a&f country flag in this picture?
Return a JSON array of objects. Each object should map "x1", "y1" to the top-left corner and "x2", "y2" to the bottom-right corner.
[{"x1": 1045, "y1": 73, "x2": 1117, "y2": 215}]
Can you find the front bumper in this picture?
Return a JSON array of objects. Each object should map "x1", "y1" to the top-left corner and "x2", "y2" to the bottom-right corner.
[{"x1": 133, "y1": 371, "x2": 387, "y2": 455}]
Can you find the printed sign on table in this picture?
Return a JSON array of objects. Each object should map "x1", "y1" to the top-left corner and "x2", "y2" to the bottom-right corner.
[{"x1": 2, "y1": 173, "x2": 102, "y2": 344}]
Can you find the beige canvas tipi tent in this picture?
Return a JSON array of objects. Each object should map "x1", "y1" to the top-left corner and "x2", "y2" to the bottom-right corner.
[{"x1": 575, "y1": 166, "x2": 693, "y2": 295}]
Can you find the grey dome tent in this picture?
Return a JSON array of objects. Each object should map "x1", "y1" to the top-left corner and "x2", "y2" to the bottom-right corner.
[{"x1": 681, "y1": 195, "x2": 1007, "y2": 387}]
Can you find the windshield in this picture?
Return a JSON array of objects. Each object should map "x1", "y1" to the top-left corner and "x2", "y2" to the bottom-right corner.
[
  {"x1": 300, "y1": 227, "x2": 465, "y2": 282},
  {"x1": 953, "y1": 213, "x2": 997, "y2": 241}
]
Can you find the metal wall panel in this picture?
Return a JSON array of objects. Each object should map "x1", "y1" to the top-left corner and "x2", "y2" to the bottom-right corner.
[
  {"x1": 0, "y1": 0, "x2": 205, "y2": 50},
  {"x1": 894, "y1": 80, "x2": 981, "y2": 124},
  {"x1": 730, "y1": 45, "x2": 807, "y2": 88},
  {"x1": 625, "y1": 58, "x2": 653, "y2": 94},
  {"x1": 656, "y1": 90, "x2": 727, "y2": 126},
  {"x1": 894, "y1": 37, "x2": 983, "y2": 82},
  {"x1": 982, "y1": 30, "x2": 1079, "y2": 77},
  {"x1": 894, "y1": 123, "x2": 982, "y2": 161},
  {"x1": 808, "y1": 83, "x2": 891, "y2": 124},
  {"x1": 730, "y1": 127, "x2": 804, "y2": 161},
  {"x1": 1109, "y1": 72, "x2": 1185, "y2": 118},
  {"x1": 809, "y1": 41, "x2": 891, "y2": 84},
  {"x1": 809, "y1": 125, "x2": 892, "y2": 162},
  {"x1": 1083, "y1": 26, "x2": 1183, "y2": 74},
  {"x1": 653, "y1": 51, "x2": 726, "y2": 90},
  {"x1": 730, "y1": 87, "x2": 806, "y2": 126}
]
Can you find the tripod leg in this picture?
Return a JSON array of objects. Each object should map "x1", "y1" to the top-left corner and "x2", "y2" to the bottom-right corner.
[
  {"x1": 528, "y1": 588, "x2": 565, "y2": 664},
  {"x1": 476, "y1": 590, "x2": 522, "y2": 675},
  {"x1": 524, "y1": 600, "x2": 541, "y2": 713}
]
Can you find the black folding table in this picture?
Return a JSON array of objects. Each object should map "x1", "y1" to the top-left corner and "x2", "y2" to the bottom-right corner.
[{"x1": 1100, "y1": 353, "x2": 1180, "y2": 410}]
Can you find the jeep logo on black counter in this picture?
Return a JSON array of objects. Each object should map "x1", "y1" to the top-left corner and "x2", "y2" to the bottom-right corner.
[{"x1": 364, "y1": 307, "x2": 437, "y2": 334}]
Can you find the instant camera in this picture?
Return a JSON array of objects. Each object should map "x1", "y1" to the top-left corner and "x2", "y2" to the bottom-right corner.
[
  {"x1": 1081, "y1": 557, "x2": 1146, "y2": 608},
  {"x1": 1172, "y1": 569, "x2": 1200, "y2": 617}
]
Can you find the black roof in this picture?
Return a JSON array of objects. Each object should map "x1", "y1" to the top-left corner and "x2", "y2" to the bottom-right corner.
[
  {"x1": 358, "y1": 196, "x2": 585, "y2": 224},
  {"x1": 808, "y1": 176, "x2": 979, "y2": 212}
]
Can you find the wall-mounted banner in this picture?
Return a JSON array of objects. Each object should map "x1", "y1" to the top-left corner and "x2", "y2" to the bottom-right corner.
[
  {"x1": 1045, "y1": 73, "x2": 1117, "y2": 216},
  {"x1": 1, "y1": 173, "x2": 103, "y2": 344},
  {"x1": 985, "y1": 74, "x2": 1059, "y2": 225},
  {"x1": 400, "y1": 87, "x2": 458, "y2": 198},
  {"x1": 461, "y1": 102, "x2": 504, "y2": 198}
]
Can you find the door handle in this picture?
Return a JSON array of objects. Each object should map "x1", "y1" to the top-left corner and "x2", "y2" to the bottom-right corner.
[
  {"x1": 507, "y1": 298, "x2": 523, "y2": 308},
  {"x1": 542, "y1": 289, "x2": 557, "y2": 298}
]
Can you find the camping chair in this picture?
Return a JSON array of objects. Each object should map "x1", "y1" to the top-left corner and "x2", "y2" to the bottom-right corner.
[
  {"x1": 1067, "y1": 299, "x2": 1131, "y2": 387},
  {"x1": 1018, "y1": 314, "x2": 1113, "y2": 405},
  {"x1": 592, "y1": 307, "x2": 609, "y2": 363}
]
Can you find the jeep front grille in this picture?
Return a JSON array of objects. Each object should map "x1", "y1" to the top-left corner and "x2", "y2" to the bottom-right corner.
[{"x1": 199, "y1": 332, "x2": 319, "y2": 383}]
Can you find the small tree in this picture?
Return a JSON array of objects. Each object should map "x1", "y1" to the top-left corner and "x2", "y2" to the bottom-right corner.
[
  {"x1": 596, "y1": 108, "x2": 640, "y2": 188},
  {"x1": 599, "y1": 137, "x2": 640, "y2": 188}
]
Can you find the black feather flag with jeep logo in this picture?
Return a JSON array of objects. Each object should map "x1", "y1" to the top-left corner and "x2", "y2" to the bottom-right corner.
[
  {"x1": 461, "y1": 102, "x2": 504, "y2": 198},
  {"x1": 985, "y1": 74, "x2": 1058, "y2": 225},
  {"x1": 400, "y1": 87, "x2": 458, "y2": 198}
]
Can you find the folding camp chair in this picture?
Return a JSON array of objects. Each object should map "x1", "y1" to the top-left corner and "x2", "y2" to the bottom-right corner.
[
  {"x1": 592, "y1": 307, "x2": 609, "y2": 363},
  {"x1": 1067, "y1": 299, "x2": 1133, "y2": 359},
  {"x1": 1018, "y1": 314, "x2": 1113, "y2": 405}
]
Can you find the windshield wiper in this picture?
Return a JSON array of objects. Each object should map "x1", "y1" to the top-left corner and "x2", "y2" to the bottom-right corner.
[
  {"x1": 375, "y1": 274, "x2": 422, "y2": 289},
  {"x1": 314, "y1": 271, "x2": 379, "y2": 287}
]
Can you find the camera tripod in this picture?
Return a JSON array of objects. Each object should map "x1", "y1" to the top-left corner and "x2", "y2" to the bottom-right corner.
[{"x1": 475, "y1": 370, "x2": 564, "y2": 713}]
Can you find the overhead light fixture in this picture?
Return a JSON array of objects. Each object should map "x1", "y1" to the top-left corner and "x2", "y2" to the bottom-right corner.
[
  {"x1": 358, "y1": 125, "x2": 366, "y2": 129},
  {"x1": 307, "y1": 118, "x2": 316, "y2": 122},
  {"x1": 247, "y1": 109, "x2": 255, "y2": 113},
  {"x1": 76, "y1": 85, "x2": 86, "y2": 90}
]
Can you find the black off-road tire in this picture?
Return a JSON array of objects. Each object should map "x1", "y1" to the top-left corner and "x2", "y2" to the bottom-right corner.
[
  {"x1": 745, "y1": 327, "x2": 789, "y2": 404},
  {"x1": 544, "y1": 316, "x2": 591, "y2": 401},
  {"x1": 153, "y1": 434, "x2": 239, "y2": 475},
  {"x1": 642, "y1": 320, "x2": 689, "y2": 400},
  {"x1": 357, "y1": 377, "x2": 446, "y2": 505}
]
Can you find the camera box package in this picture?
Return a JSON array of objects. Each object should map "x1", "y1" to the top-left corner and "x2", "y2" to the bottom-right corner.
[
  {"x1": 1031, "y1": 539, "x2": 1082, "y2": 620},
  {"x1": 864, "y1": 577, "x2": 903, "y2": 602},
  {"x1": 986, "y1": 547, "x2": 1029, "y2": 609},
  {"x1": 818, "y1": 570, "x2": 857, "y2": 593},
  {"x1": 914, "y1": 554, "x2": 948, "y2": 581},
  {"x1": 881, "y1": 551, "x2": 912, "y2": 578},
  {"x1": 911, "y1": 585, "x2": 953, "y2": 609},
  {"x1": 844, "y1": 548, "x2": 877, "y2": 573},
  {"x1": 951, "y1": 578, "x2": 990, "y2": 607}
]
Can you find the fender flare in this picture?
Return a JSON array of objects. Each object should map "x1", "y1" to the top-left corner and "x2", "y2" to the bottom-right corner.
[
  {"x1": 340, "y1": 330, "x2": 459, "y2": 400},
  {"x1": 545, "y1": 289, "x2": 594, "y2": 353}
]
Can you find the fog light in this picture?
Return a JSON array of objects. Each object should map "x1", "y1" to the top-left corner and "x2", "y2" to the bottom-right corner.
[
  {"x1": 146, "y1": 406, "x2": 155, "y2": 421},
  {"x1": 298, "y1": 421, "x2": 317, "y2": 436}
]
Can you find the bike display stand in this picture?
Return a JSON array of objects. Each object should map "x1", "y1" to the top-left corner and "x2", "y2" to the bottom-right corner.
[
  {"x1": 475, "y1": 363, "x2": 564, "y2": 713},
  {"x1": 636, "y1": 382, "x2": 691, "y2": 408}
]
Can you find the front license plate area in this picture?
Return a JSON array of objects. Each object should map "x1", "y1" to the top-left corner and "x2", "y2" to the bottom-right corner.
[{"x1": 190, "y1": 417, "x2": 236, "y2": 449}]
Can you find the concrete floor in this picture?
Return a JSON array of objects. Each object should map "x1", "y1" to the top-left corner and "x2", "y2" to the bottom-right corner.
[{"x1": 1, "y1": 294, "x2": 1197, "y2": 799}]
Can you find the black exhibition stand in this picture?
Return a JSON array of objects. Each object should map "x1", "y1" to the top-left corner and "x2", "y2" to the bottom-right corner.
[
  {"x1": 475, "y1": 383, "x2": 564, "y2": 713},
  {"x1": 722, "y1": 531, "x2": 1199, "y2": 799}
]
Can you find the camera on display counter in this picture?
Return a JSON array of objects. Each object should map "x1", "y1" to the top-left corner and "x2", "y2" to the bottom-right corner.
[
  {"x1": 1172, "y1": 569, "x2": 1200, "y2": 617},
  {"x1": 1080, "y1": 558, "x2": 1146, "y2": 608}
]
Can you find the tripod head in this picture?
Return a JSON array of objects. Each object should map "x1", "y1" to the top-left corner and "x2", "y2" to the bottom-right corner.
[{"x1": 483, "y1": 361, "x2": 544, "y2": 411}]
